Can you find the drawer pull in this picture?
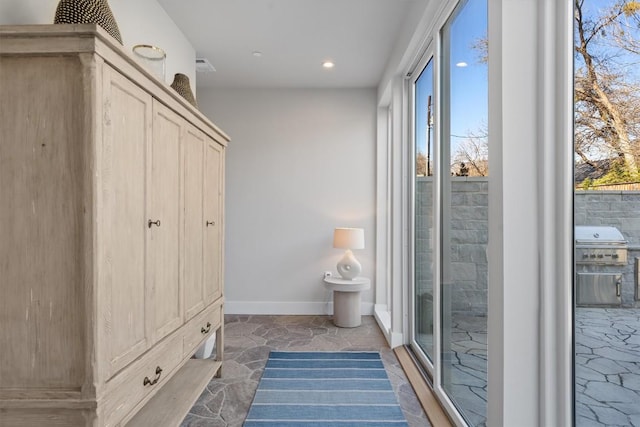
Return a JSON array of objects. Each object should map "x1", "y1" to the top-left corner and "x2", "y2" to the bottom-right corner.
[
  {"x1": 148, "y1": 219, "x2": 161, "y2": 228},
  {"x1": 206, "y1": 221, "x2": 215, "y2": 227},
  {"x1": 201, "y1": 322, "x2": 212, "y2": 334},
  {"x1": 143, "y1": 366, "x2": 163, "y2": 386}
]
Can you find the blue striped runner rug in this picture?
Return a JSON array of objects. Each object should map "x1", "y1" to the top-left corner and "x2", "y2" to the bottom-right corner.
[{"x1": 243, "y1": 351, "x2": 409, "y2": 427}]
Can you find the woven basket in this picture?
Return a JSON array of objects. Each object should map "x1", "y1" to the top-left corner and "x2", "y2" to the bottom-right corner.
[
  {"x1": 170, "y1": 73, "x2": 198, "y2": 108},
  {"x1": 54, "y1": 0, "x2": 122, "y2": 45}
]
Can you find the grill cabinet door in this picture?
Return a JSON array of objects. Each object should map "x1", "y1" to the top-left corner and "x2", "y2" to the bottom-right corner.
[{"x1": 576, "y1": 273, "x2": 622, "y2": 306}]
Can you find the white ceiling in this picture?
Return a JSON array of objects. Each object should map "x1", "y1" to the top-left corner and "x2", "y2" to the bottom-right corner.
[{"x1": 157, "y1": 0, "x2": 419, "y2": 89}]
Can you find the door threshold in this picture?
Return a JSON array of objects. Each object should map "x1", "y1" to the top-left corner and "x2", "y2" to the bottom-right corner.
[{"x1": 394, "y1": 345, "x2": 453, "y2": 427}]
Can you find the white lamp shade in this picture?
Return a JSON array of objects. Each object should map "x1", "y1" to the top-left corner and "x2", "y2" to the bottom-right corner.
[{"x1": 333, "y1": 228, "x2": 365, "y2": 250}]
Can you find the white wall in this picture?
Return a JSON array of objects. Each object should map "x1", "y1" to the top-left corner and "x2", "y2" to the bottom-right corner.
[
  {"x1": 377, "y1": 0, "x2": 439, "y2": 105},
  {"x1": 197, "y1": 88, "x2": 377, "y2": 315},
  {"x1": 487, "y1": 0, "x2": 541, "y2": 424},
  {"x1": 0, "y1": 0, "x2": 196, "y2": 86}
]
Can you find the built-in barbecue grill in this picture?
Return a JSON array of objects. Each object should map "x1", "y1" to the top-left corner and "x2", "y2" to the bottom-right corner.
[{"x1": 575, "y1": 226, "x2": 628, "y2": 306}]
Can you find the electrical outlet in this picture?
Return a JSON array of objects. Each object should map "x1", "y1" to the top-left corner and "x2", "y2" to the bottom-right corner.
[{"x1": 324, "y1": 271, "x2": 332, "y2": 278}]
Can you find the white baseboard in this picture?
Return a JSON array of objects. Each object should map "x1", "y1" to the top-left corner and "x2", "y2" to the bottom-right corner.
[
  {"x1": 374, "y1": 304, "x2": 404, "y2": 347},
  {"x1": 225, "y1": 300, "x2": 375, "y2": 316}
]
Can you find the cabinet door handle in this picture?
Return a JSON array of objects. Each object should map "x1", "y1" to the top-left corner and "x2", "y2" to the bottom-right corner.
[
  {"x1": 148, "y1": 219, "x2": 161, "y2": 228},
  {"x1": 143, "y1": 366, "x2": 163, "y2": 386},
  {"x1": 201, "y1": 322, "x2": 212, "y2": 334},
  {"x1": 206, "y1": 221, "x2": 215, "y2": 227}
]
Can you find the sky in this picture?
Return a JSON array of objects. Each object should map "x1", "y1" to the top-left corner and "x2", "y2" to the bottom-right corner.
[
  {"x1": 414, "y1": 0, "x2": 488, "y2": 168},
  {"x1": 415, "y1": 0, "x2": 639, "y2": 170}
]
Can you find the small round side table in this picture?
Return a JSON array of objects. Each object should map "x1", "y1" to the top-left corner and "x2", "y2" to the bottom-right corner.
[{"x1": 323, "y1": 276, "x2": 371, "y2": 327}]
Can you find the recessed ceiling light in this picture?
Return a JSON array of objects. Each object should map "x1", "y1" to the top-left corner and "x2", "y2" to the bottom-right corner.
[
  {"x1": 322, "y1": 60, "x2": 335, "y2": 69},
  {"x1": 456, "y1": 61, "x2": 468, "y2": 67},
  {"x1": 252, "y1": 51, "x2": 263, "y2": 57}
]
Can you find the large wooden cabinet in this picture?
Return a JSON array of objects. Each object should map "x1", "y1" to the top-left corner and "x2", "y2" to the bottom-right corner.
[{"x1": 0, "y1": 25, "x2": 228, "y2": 426}]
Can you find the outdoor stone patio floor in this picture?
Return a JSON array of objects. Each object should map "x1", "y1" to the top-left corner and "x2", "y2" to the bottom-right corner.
[
  {"x1": 423, "y1": 309, "x2": 640, "y2": 427},
  {"x1": 576, "y1": 308, "x2": 640, "y2": 426},
  {"x1": 447, "y1": 315, "x2": 488, "y2": 427}
]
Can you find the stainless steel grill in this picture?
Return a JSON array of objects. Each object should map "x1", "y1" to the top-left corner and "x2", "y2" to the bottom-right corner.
[
  {"x1": 576, "y1": 226, "x2": 628, "y2": 265},
  {"x1": 575, "y1": 226, "x2": 628, "y2": 306}
]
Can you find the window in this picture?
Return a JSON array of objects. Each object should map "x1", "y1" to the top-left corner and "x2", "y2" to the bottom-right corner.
[{"x1": 573, "y1": 1, "x2": 640, "y2": 425}]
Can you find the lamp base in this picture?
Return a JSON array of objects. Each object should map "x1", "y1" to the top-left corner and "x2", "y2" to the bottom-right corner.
[{"x1": 337, "y1": 249, "x2": 361, "y2": 280}]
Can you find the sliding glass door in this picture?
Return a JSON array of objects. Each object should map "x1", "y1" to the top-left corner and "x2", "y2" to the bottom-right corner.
[
  {"x1": 440, "y1": 1, "x2": 488, "y2": 425},
  {"x1": 410, "y1": 0, "x2": 488, "y2": 425},
  {"x1": 413, "y1": 56, "x2": 435, "y2": 365}
]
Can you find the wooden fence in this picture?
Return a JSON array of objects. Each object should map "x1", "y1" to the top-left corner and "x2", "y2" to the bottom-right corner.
[{"x1": 576, "y1": 182, "x2": 640, "y2": 191}]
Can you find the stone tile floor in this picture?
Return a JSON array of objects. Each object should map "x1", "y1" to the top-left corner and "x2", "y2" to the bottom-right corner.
[
  {"x1": 180, "y1": 315, "x2": 430, "y2": 427},
  {"x1": 179, "y1": 309, "x2": 640, "y2": 426},
  {"x1": 576, "y1": 308, "x2": 640, "y2": 426}
]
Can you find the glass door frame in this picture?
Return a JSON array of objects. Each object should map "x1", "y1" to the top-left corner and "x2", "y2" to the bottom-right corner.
[
  {"x1": 407, "y1": 1, "x2": 484, "y2": 425},
  {"x1": 408, "y1": 42, "x2": 438, "y2": 379},
  {"x1": 398, "y1": 0, "x2": 575, "y2": 424},
  {"x1": 409, "y1": 46, "x2": 470, "y2": 426}
]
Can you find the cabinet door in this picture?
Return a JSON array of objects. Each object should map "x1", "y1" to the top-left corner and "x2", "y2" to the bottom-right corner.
[
  {"x1": 183, "y1": 124, "x2": 205, "y2": 320},
  {"x1": 101, "y1": 66, "x2": 151, "y2": 378},
  {"x1": 148, "y1": 101, "x2": 182, "y2": 341},
  {"x1": 203, "y1": 139, "x2": 223, "y2": 303}
]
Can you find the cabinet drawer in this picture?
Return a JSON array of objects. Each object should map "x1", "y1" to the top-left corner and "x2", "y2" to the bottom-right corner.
[
  {"x1": 183, "y1": 305, "x2": 221, "y2": 357},
  {"x1": 102, "y1": 332, "x2": 184, "y2": 427}
]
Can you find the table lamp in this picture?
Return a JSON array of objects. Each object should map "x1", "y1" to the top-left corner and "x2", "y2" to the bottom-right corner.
[{"x1": 333, "y1": 227, "x2": 365, "y2": 280}]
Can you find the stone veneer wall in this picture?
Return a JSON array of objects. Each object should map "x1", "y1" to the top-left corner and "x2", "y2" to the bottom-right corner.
[
  {"x1": 575, "y1": 191, "x2": 640, "y2": 307},
  {"x1": 415, "y1": 178, "x2": 434, "y2": 331},
  {"x1": 415, "y1": 177, "x2": 488, "y2": 318},
  {"x1": 415, "y1": 184, "x2": 640, "y2": 316}
]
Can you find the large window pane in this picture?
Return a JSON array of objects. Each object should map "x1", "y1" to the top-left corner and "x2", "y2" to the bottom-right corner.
[
  {"x1": 441, "y1": 0, "x2": 488, "y2": 425},
  {"x1": 574, "y1": 1, "x2": 640, "y2": 425}
]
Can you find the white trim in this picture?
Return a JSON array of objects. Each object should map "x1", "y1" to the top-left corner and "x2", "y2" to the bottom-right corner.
[
  {"x1": 224, "y1": 301, "x2": 375, "y2": 316},
  {"x1": 407, "y1": 60, "x2": 417, "y2": 355},
  {"x1": 375, "y1": 106, "x2": 392, "y2": 325},
  {"x1": 374, "y1": 304, "x2": 404, "y2": 348},
  {"x1": 488, "y1": 0, "x2": 574, "y2": 424},
  {"x1": 537, "y1": 0, "x2": 574, "y2": 425},
  {"x1": 431, "y1": 4, "x2": 446, "y2": 420},
  {"x1": 401, "y1": 77, "x2": 411, "y2": 347},
  {"x1": 390, "y1": 76, "x2": 409, "y2": 347},
  {"x1": 374, "y1": 304, "x2": 391, "y2": 335},
  {"x1": 407, "y1": 44, "x2": 436, "y2": 373},
  {"x1": 487, "y1": 0, "x2": 505, "y2": 423}
]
